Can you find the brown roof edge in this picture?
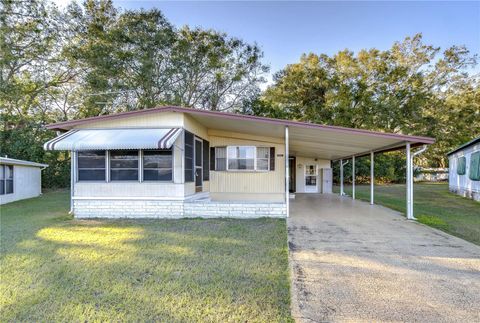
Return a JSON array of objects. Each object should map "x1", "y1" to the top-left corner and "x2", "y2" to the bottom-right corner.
[{"x1": 46, "y1": 105, "x2": 436, "y2": 144}]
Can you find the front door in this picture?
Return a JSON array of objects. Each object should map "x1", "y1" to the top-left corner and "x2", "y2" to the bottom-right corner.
[
  {"x1": 194, "y1": 138, "x2": 203, "y2": 192},
  {"x1": 305, "y1": 164, "x2": 318, "y2": 193}
]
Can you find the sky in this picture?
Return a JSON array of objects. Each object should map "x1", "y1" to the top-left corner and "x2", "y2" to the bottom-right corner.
[{"x1": 54, "y1": 1, "x2": 480, "y2": 77}]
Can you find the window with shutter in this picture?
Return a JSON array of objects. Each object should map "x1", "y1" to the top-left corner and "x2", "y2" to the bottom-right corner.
[{"x1": 469, "y1": 151, "x2": 480, "y2": 181}]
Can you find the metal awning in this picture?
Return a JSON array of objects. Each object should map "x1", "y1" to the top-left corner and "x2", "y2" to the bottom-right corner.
[{"x1": 44, "y1": 128, "x2": 182, "y2": 151}]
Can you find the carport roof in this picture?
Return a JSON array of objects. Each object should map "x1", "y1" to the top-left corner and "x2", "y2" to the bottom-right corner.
[{"x1": 45, "y1": 106, "x2": 435, "y2": 160}]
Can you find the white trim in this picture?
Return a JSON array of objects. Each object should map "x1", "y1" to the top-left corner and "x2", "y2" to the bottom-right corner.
[
  {"x1": 352, "y1": 155, "x2": 356, "y2": 200},
  {"x1": 285, "y1": 126, "x2": 289, "y2": 217}
]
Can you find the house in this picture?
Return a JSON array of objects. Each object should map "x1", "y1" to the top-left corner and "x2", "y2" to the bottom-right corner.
[
  {"x1": 447, "y1": 137, "x2": 480, "y2": 201},
  {"x1": 0, "y1": 157, "x2": 48, "y2": 205},
  {"x1": 43, "y1": 106, "x2": 434, "y2": 218}
]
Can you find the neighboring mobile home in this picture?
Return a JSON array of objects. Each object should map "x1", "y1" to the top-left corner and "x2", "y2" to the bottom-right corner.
[
  {"x1": 447, "y1": 137, "x2": 480, "y2": 201},
  {"x1": 0, "y1": 157, "x2": 48, "y2": 205},
  {"x1": 43, "y1": 106, "x2": 434, "y2": 218}
]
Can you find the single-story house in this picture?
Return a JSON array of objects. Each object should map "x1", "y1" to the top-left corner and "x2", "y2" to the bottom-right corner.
[
  {"x1": 43, "y1": 106, "x2": 434, "y2": 218},
  {"x1": 0, "y1": 157, "x2": 48, "y2": 205},
  {"x1": 447, "y1": 137, "x2": 480, "y2": 201}
]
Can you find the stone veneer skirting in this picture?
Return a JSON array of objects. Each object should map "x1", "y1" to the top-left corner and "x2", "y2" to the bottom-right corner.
[{"x1": 73, "y1": 199, "x2": 287, "y2": 218}]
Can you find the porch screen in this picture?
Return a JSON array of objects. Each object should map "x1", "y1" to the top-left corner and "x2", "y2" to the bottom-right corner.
[
  {"x1": 457, "y1": 156, "x2": 466, "y2": 175},
  {"x1": 184, "y1": 131, "x2": 194, "y2": 182},
  {"x1": 469, "y1": 151, "x2": 480, "y2": 181},
  {"x1": 77, "y1": 151, "x2": 106, "y2": 181}
]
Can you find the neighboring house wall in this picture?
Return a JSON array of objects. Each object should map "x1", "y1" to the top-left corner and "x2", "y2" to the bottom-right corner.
[
  {"x1": 294, "y1": 157, "x2": 331, "y2": 193},
  {"x1": 448, "y1": 143, "x2": 480, "y2": 201},
  {"x1": 0, "y1": 165, "x2": 42, "y2": 205}
]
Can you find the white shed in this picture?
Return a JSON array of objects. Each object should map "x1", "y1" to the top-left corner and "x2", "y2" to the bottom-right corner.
[
  {"x1": 447, "y1": 137, "x2": 480, "y2": 202},
  {"x1": 0, "y1": 157, "x2": 48, "y2": 205}
]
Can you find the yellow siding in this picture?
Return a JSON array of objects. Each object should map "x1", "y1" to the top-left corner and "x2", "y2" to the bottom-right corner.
[
  {"x1": 209, "y1": 133, "x2": 285, "y2": 197},
  {"x1": 184, "y1": 114, "x2": 209, "y2": 139},
  {"x1": 74, "y1": 112, "x2": 183, "y2": 129}
]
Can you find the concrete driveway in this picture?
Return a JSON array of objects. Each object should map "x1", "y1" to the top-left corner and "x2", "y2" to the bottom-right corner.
[{"x1": 288, "y1": 194, "x2": 480, "y2": 323}]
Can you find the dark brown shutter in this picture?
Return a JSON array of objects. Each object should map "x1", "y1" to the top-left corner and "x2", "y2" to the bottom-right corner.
[
  {"x1": 210, "y1": 147, "x2": 215, "y2": 171},
  {"x1": 270, "y1": 147, "x2": 275, "y2": 171},
  {"x1": 203, "y1": 140, "x2": 210, "y2": 180}
]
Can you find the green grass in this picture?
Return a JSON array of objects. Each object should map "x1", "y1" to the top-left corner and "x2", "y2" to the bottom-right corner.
[
  {"x1": 334, "y1": 183, "x2": 480, "y2": 245},
  {"x1": 0, "y1": 190, "x2": 292, "y2": 322}
]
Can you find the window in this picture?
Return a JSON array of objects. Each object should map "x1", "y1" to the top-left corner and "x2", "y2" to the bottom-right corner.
[
  {"x1": 457, "y1": 156, "x2": 466, "y2": 175},
  {"x1": 78, "y1": 151, "x2": 106, "y2": 181},
  {"x1": 227, "y1": 146, "x2": 255, "y2": 170},
  {"x1": 469, "y1": 151, "x2": 480, "y2": 181},
  {"x1": 110, "y1": 150, "x2": 139, "y2": 181},
  {"x1": 305, "y1": 165, "x2": 317, "y2": 186},
  {"x1": 256, "y1": 147, "x2": 270, "y2": 171},
  {"x1": 215, "y1": 147, "x2": 227, "y2": 171},
  {"x1": 0, "y1": 165, "x2": 13, "y2": 195},
  {"x1": 143, "y1": 150, "x2": 172, "y2": 181}
]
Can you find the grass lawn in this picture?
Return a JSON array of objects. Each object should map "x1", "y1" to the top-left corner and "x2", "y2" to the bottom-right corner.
[
  {"x1": 0, "y1": 190, "x2": 292, "y2": 322},
  {"x1": 334, "y1": 182, "x2": 480, "y2": 245}
]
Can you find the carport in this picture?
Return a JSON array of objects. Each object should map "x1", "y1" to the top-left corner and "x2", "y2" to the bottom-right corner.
[{"x1": 282, "y1": 124, "x2": 434, "y2": 219}]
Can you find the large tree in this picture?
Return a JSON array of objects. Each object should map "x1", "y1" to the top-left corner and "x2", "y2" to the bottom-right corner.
[{"x1": 259, "y1": 34, "x2": 479, "y2": 168}]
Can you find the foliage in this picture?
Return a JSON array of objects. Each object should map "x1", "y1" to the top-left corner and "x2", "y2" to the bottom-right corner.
[
  {"x1": 0, "y1": 191, "x2": 292, "y2": 321},
  {"x1": 1, "y1": 0, "x2": 478, "y2": 187},
  {"x1": 258, "y1": 34, "x2": 480, "y2": 169}
]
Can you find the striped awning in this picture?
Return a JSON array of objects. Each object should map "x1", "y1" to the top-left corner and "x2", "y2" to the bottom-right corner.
[{"x1": 44, "y1": 128, "x2": 182, "y2": 151}]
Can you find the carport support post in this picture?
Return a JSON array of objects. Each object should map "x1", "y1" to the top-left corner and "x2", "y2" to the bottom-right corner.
[
  {"x1": 340, "y1": 159, "x2": 344, "y2": 196},
  {"x1": 352, "y1": 156, "x2": 355, "y2": 200},
  {"x1": 370, "y1": 151, "x2": 374, "y2": 205},
  {"x1": 70, "y1": 150, "x2": 75, "y2": 214},
  {"x1": 406, "y1": 142, "x2": 413, "y2": 220},
  {"x1": 285, "y1": 126, "x2": 289, "y2": 218}
]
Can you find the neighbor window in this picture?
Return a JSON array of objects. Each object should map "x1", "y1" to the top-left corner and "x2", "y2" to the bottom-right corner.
[
  {"x1": 0, "y1": 165, "x2": 13, "y2": 195},
  {"x1": 227, "y1": 146, "x2": 255, "y2": 170},
  {"x1": 143, "y1": 150, "x2": 172, "y2": 181},
  {"x1": 457, "y1": 156, "x2": 466, "y2": 175},
  {"x1": 469, "y1": 151, "x2": 480, "y2": 181},
  {"x1": 77, "y1": 151, "x2": 106, "y2": 181}
]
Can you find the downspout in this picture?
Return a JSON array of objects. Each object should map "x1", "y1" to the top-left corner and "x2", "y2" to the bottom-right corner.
[
  {"x1": 70, "y1": 150, "x2": 75, "y2": 214},
  {"x1": 409, "y1": 145, "x2": 427, "y2": 220}
]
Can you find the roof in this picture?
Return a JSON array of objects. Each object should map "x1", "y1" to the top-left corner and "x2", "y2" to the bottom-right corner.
[
  {"x1": 447, "y1": 136, "x2": 480, "y2": 156},
  {"x1": 44, "y1": 128, "x2": 182, "y2": 151},
  {"x1": 45, "y1": 106, "x2": 435, "y2": 160},
  {"x1": 0, "y1": 157, "x2": 48, "y2": 168}
]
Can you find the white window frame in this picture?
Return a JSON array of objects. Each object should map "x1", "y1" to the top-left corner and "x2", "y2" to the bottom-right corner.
[
  {"x1": 0, "y1": 164, "x2": 14, "y2": 195},
  {"x1": 76, "y1": 150, "x2": 107, "y2": 182},
  {"x1": 225, "y1": 146, "x2": 270, "y2": 172}
]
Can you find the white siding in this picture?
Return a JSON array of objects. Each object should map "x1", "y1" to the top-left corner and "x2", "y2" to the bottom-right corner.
[
  {"x1": 448, "y1": 143, "x2": 480, "y2": 201},
  {"x1": 294, "y1": 157, "x2": 331, "y2": 193},
  {"x1": 0, "y1": 165, "x2": 43, "y2": 205}
]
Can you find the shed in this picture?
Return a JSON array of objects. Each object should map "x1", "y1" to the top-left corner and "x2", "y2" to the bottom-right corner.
[
  {"x1": 0, "y1": 157, "x2": 48, "y2": 205},
  {"x1": 447, "y1": 137, "x2": 480, "y2": 201}
]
